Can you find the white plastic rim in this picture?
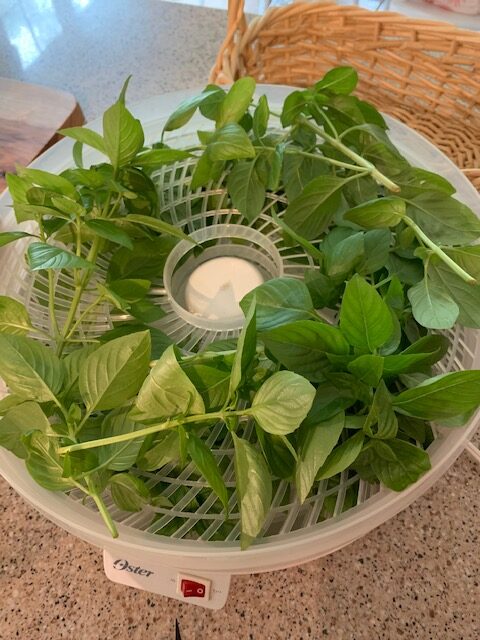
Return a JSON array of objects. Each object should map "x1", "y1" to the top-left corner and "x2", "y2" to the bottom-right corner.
[{"x1": 0, "y1": 85, "x2": 479, "y2": 576}]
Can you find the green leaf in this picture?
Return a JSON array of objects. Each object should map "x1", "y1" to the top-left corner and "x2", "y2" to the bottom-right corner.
[
  {"x1": 122, "y1": 213, "x2": 193, "y2": 243},
  {"x1": 163, "y1": 88, "x2": 220, "y2": 132},
  {"x1": 316, "y1": 431, "x2": 364, "y2": 480},
  {"x1": 295, "y1": 411, "x2": 344, "y2": 503},
  {"x1": 383, "y1": 335, "x2": 450, "y2": 376},
  {"x1": 357, "y1": 229, "x2": 391, "y2": 276},
  {"x1": 136, "y1": 430, "x2": 179, "y2": 471},
  {"x1": 0, "y1": 297, "x2": 33, "y2": 335},
  {"x1": 24, "y1": 431, "x2": 76, "y2": 491},
  {"x1": 304, "y1": 374, "x2": 369, "y2": 425},
  {"x1": 217, "y1": 77, "x2": 256, "y2": 128},
  {"x1": 198, "y1": 85, "x2": 226, "y2": 120},
  {"x1": 281, "y1": 91, "x2": 307, "y2": 127},
  {"x1": 396, "y1": 166, "x2": 455, "y2": 197},
  {"x1": 262, "y1": 320, "x2": 349, "y2": 382},
  {"x1": 85, "y1": 219, "x2": 133, "y2": 249},
  {"x1": 444, "y1": 245, "x2": 480, "y2": 281},
  {"x1": 229, "y1": 301, "x2": 256, "y2": 396},
  {"x1": 282, "y1": 153, "x2": 327, "y2": 201},
  {"x1": 0, "y1": 402, "x2": 49, "y2": 458},
  {"x1": 107, "y1": 279, "x2": 150, "y2": 302},
  {"x1": 256, "y1": 428, "x2": 295, "y2": 479},
  {"x1": 0, "y1": 395, "x2": 25, "y2": 415},
  {"x1": 304, "y1": 270, "x2": 339, "y2": 308},
  {"x1": 129, "y1": 299, "x2": 165, "y2": 323},
  {"x1": 407, "y1": 276, "x2": 459, "y2": 330},
  {"x1": 0, "y1": 231, "x2": 34, "y2": 248},
  {"x1": 6, "y1": 173, "x2": 29, "y2": 203},
  {"x1": 27, "y1": 242, "x2": 94, "y2": 271},
  {"x1": 132, "y1": 148, "x2": 191, "y2": 168},
  {"x1": 283, "y1": 176, "x2": 346, "y2": 240},
  {"x1": 405, "y1": 192, "x2": 480, "y2": 245},
  {"x1": 99, "y1": 324, "x2": 172, "y2": 361},
  {"x1": 348, "y1": 354, "x2": 384, "y2": 386},
  {"x1": 102, "y1": 81, "x2": 144, "y2": 168},
  {"x1": 0, "y1": 335, "x2": 63, "y2": 402},
  {"x1": 344, "y1": 197, "x2": 405, "y2": 229},
  {"x1": 386, "y1": 253, "x2": 423, "y2": 286},
  {"x1": 316, "y1": 66, "x2": 358, "y2": 94},
  {"x1": 58, "y1": 126, "x2": 107, "y2": 154},
  {"x1": 232, "y1": 433, "x2": 272, "y2": 549},
  {"x1": 370, "y1": 439, "x2": 431, "y2": 491},
  {"x1": 392, "y1": 371, "x2": 480, "y2": 421},
  {"x1": 16, "y1": 166, "x2": 78, "y2": 199},
  {"x1": 240, "y1": 277, "x2": 314, "y2": 331},
  {"x1": 63, "y1": 344, "x2": 99, "y2": 398},
  {"x1": 109, "y1": 472, "x2": 150, "y2": 511},
  {"x1": 253, "y1": 95, "x2": 269, "y2": 138},
  {"x1": 181, "y1": 361, "x2": 231, "y2": 411},
  {"x1": 108, "y1": 237, "x2": 177, "y2": 280},
  {"x1": 339, "y1": 274, "x2": 394, "y2": 351},
  {"x1": 187, "y1": 433, "x2": 228, "y2": 511},
  {"x1": 363, "y1": 380, "x2": 398, "y2": 439},
  {"x1": 208, "y1": 123, "x2": 255, "y2": 161},
  {"x1": 227, "y1": 160, "x2": 266, "y2": 222},
  {"x1": 250, "y1": 371, "x2": 315, "y2": 435},
  {"x1": 325, "y1": 232, "x2": 364, "y2": 278},
  {"x1": 427, "y1": 259, "x2": 480, "y2": 329},
  {"x1": 79, "y1": 331, "x2": 151, "y2": 412},
  {"x1": 133, "y1": 345, "x2": 205, "y2": 421},
  {"x1": 97, "y1": 408, "x2": 144, "y2": 471}
]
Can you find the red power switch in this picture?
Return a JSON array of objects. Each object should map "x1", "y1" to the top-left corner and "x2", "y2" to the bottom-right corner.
[{"x1": 180, "y1": 578, "x2": 207, "y2": 598}]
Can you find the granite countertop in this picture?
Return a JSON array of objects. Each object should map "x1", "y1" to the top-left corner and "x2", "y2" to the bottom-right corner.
[{"x1": 0, "y1": 1, "x2": 479, "y2": 638}]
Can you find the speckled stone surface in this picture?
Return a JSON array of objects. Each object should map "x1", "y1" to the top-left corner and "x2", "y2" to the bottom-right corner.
[
  {"x1": 1, "y1": 1, "x2": 480, "y2": 638},
  {"x1": 1, "y1": 452, "x2": 479, "y2": 640}
]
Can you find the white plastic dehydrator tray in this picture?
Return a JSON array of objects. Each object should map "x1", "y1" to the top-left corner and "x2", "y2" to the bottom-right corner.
[{"x1": 0, "y1": 85, "x2": 479, "y2": 610}]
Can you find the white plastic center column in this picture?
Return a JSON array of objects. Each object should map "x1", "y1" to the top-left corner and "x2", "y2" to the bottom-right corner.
[{"x1": 184, "y1": 256, "x2": 264, "y2": 319}]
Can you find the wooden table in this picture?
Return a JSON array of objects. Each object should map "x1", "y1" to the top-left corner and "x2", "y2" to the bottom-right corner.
[{"x1": 0, "y1": 77, "x2": 84, "y2": 192}]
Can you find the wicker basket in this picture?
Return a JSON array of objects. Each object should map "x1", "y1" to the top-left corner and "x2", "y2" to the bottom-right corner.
[{"x1": 211, "y1": 1, "x2": 480, "y2": 190}]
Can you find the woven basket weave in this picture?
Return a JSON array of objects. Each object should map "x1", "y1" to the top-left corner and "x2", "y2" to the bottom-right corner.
[{"x1": 210, "y1": 1, "x2": 480, "y2": 190}]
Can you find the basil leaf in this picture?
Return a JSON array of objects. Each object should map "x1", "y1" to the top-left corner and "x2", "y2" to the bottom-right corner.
[
  {"x1": 106, "y1": 279, "x2": 150, "y2": 303},
  {"x1": 208, "y1": 123, "x2": 255, "y2": 161},
  {"x1": 136, "y1": 430, "x2": 179, "y2": 471},
  {"x1": 0, "y1": 297, "x2": 33, "y2": 335},
  {"x1": 102, "y1": 79, "x2": 144, "y2": 168},
  {"x1": 251, "y1": 371, "x2": 315, "y2": 435},
  {"x1": 428, "y1": 259, "x2": 480, "y2": 329},
  {"x1": 133, "y1": 345, "x2": 205, "y2": 421},
  {"x1": 99, "y1": 325, "x2": 173, "y2": 361},
  {"x1": 339, "y1": 274, "x2": 394, "y2": 351},
  {"x1": 24, "y1": 431, "x2": 76, "y2": 491},
  {"x1": 370, "y1": 439, "x2": 431, "y2": 491},
  {"x1": 229, "y1": 302, "x2": 256, "y2": 397},
  {"x1": 304, "y1": 270, "x2": 340, "y2": 308},
  {"x1": 386, "y1": 253, "x2": 423, "y2": 286},
  {"x1": 348, "y1": 354, "x2": 384, "y2": 386},
  {"x1": 0, "y1": 395, "x2": 25, "y2": 416},
  {"x1": 132, "y1": 148, "x2": 191, "y2": 168},
  {"x1": 357, "y1": 229, "x2": 391, "y2": 275},
  {"x1": 0, "y1": 335, "x2": 63, "y2": 402},
  {"x1": 129, "y1": 299, "x2": 165, "y2": 323},
  {"x1": 316, "y1": 431, "x2": 364, "y2": 480},
  {"x1": 16, "y1": 166, "x2": 78, "y2": 200},
  {"x1": 295, "y1": 411, "x2": 344, "y2": 503},
  {"x1": 27, "y1": 242, "x2": 94, "y2": 271},
  {"x1": 316, "y1": 66, "x2": 358, "y2": 95},
  {"x1": 256, "y1": 427, "x2": 295, "y2": 479},
  {"x1": 181, "y1": 361, "x2": 231, "y2": 411},
  {"x1": 344, "y1": 197, "x2": 405, "y2": 229},
  {"x1": 253, "y1": 95, "x2": 269, "y2": 139},
  {"x1": 58, "y1": 126, "x2": 106, "y2": 154},
  {"x1": 109, "y1": 472, "x2": 150, "y2": 511},
  {"x1": 0, "y1": 402, "x2": 49, "y2": 458},
  {"x1": 407, "y1": 276, "x2": 459, "y2": 330},
  {"x1": 281, "y1": 90, "x2": 307, "y2": 126},
  {"x1": 405, "y1": 192, "x2": 480, "y2": 244},
  {"x1": 79, "y1": 331, "x2": 151, "y2": 412},
  {"x1": 187, "y1": 433, "x2": 228, "y2": 511},
  {"x1": 283, "y1": 176, "x2": 346, "y2": 240},
  {"x1": 163, "y1": 88, "x2": 220, "y2": 132},
  {"x1": 97, "y1": 408, "x2": 144, "y2": 471},
  {"x1": 392, "y1": 371, "x2": 480, "y2": 420},
  {"x1": 282, "y1": 153, "x2": 327, "y2": 201},
  {"x1": 444, "y1": 245, "x2": 480, "y2": 281},
  {"x1": 121, "y1": 213, "x2": 192, "y2": 243},
  {"x1": 261, "y1": 320, "x2": 349, "y2": 382},
  {"x1": 363, "y1": 380, "x2": 398, "y2": 439},
  {"x1": 85, "y1": 219, "x2": 133, "y2": 249},
  {"x1": 0, "y1": 231, "x2": 34, "y2": 248},
  {"x1": 383, "y1": 335, "x2": 450, "y2": 376},
  {"x1": 108, "y1": 237, "x2": 177, "y2": 280},
  {"x1": 240, "y1": 277, "x2": 314, "y2": 331},
  {"x1": 227, "y1": 160, "x2": 266, "y2": 222},
  {"x1": 325, "y1": 232, "x2": 364, "y2": 278},
  {"x1": 233, "y1": 433, "x2": 272, "y2": 549},
  {"x1": 217, "y1": 77, "x2": 256, "y2": 128},
  {"x1": 63, "y1": 344, "x2": 99, "y2": 398}
]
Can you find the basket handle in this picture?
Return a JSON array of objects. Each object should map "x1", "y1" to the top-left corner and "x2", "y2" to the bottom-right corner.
[{"x1": 210, "y1": 0, "x2": 248, "y2": 83}]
